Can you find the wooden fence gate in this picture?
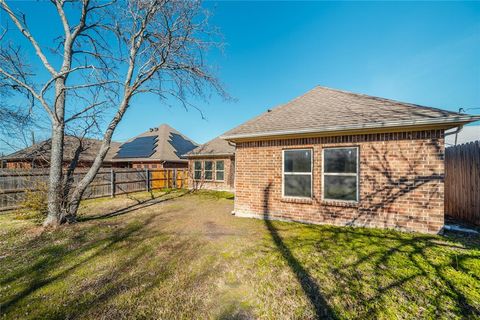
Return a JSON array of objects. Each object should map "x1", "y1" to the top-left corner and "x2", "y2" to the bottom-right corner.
[
  {"x1": 150, "y1": 169, "x2": 188, "y2": 189},
  {"x1": 445, "y1": 141, "x2": 480, "y2": 225}
]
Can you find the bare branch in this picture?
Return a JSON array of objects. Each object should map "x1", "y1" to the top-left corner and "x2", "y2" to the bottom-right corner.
[
  {"x1": 0, "y1": 66, "x2": 54, "y2": 119},
  {"x1": 0, "y1": 0, "x2": 57, "y2": 75},
  {"x1": 65, "y1": 101, "x2": 107, "y2": 123}
]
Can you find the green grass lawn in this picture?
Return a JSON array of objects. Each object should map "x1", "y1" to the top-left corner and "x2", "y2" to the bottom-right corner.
[{"x1": 0, "y1": 190, "x2": 479, "y2": 319}]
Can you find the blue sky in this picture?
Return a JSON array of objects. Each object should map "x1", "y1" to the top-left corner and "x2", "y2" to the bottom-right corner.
[
  {"x1": 1, "y1": 1, "x2": 479, "y2": 149},
  {"x1": 119, "y1": 1, "x2": 480, "y2": 144}
]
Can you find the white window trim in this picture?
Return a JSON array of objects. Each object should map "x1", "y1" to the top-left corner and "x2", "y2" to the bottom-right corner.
[
  {"x1": 193, "y1": 161, "x2": 202, "y2": 181},
  {"x1": 282, "y1": 149, "x2": 313, "y2": 199},
  {"x1": 322, "y1": 146, "x2": 359, "y2": 202},
  {"x1": 204, "y1": 160, "x2": 214, "y2": 181},
  {"x1": 215, "y1": 160, "x2": 225, "y2": 182}
]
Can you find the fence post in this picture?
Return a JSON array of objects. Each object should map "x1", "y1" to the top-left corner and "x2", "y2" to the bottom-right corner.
[
  {"x1": 110, "y1": 168, "x2": 115, "y2": 198},
  {"x1": 146, "y1": 168, "x2": 150, "y2": 192},
  {"x1": 173, "y1": 169, "x2": 177, "y2": 189}
]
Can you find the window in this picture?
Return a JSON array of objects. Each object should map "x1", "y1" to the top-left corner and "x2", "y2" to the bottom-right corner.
[
  {"x1": 216, "y1": 160, "x2": 225, "y2": 181},
  {"x1": 204, "y1": 161, "x2": 213, "y2": 180},
  {"x1": 283, "y1": 149, "x2": 312, "y2": 198},
  {"x1": 323, "y1": 147, "x2": 359, "y2": 201},
  {"x1": 194, "y1": 161, "x2": 202, "y2": 180}
]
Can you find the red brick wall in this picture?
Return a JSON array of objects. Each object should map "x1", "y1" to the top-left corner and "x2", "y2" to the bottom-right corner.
[
  {"x1": 234, "y1": 130, "x2": 445, "y2": 234},
  {"x1": 188, "y1": 156, "x2": 235, "y2": 192},
  {"x1": 6, "y1": 161, "x2": 32, "y2": 169},
  {"x1": 131, "y1": 161, "x2": 188, "y2": 169}
]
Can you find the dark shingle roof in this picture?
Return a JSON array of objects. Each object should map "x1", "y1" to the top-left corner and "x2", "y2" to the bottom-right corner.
[
  {"x1": 222, "y1": 86, "x2": 480, "y2": 140},
  {"x1": 185, "y1": 137, "x2": 235, "y2": 157},
  {"x1": 112, "y1": 124, "x2": 198, "y2": 162},
  {"x1": 2, "y1": 136, "x2": 121, "y2": 162}
]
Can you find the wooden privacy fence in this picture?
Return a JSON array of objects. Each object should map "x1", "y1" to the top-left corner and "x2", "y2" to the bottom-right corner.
[
  {"x1": 0, "y1": 168, "x2": 188, "y2": 212},
  {"x1": 445, "y1": 141, "x2": 480, "y2": 225}
]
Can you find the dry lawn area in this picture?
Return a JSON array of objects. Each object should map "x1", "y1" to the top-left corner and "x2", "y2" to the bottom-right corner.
[{"x1": 0, "y1": 190, "x2": 479, "y2": 319}]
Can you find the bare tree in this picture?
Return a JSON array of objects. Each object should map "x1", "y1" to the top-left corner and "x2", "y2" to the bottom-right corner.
[{"x1": 0, "y1": 0, "x2": 226, "y2": 227}]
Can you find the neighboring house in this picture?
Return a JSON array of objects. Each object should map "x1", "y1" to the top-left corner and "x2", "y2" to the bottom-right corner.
[
  {"x1": 1, "y1": 136, "x2": 121, "y2": 169},
  {"x1": 111, "y1": 124, "x2": 198, "y2": 169},
  {"x1": 445, "y1": 125, "x2": 480, "y2": 147},
  {"x1": 185, "y1": 136, "x2": 235, "y2": 192},
  {"x1": 221, "y1": 86, "x2": 480, "y2": 234}
]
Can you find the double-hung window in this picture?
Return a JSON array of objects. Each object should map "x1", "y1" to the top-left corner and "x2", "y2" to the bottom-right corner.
[
  {"x1": 283, "y1": 149, "x2": 312, "y2": 198},
  {"x1": 204, "y1": 161, "x2": 213, "y2": 180},
  {"x1": 216, "y1": 161, "x2": 225, "y2": 181},
  {"x1": 194, "y1": 161, "x2": 202, "y2": 180},
  {"x1": 323, "y1": 147, "x2": 359, "y2": 201}
]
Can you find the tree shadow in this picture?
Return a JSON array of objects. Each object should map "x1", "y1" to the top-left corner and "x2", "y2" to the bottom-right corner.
[
  {"x1": 0, "y1": 206, "x2": 212, "y2": 319},
  {"x1": 257, "y1": 219, "x2": 480, "y2": 317},
  {"x1": 79, "y1": 189, "x2": 188, "y2": 221},
  {"x1": 315, "y1": 227, "x2": 479, "y2": 318},
  {"x1": 0, "y1": 214, "x2": 158, "y2": 314},
  {"x1": 341, "y1": 139, "x2": 444, "y2": 232},
  {"x1": 262, "y1": 182, "x2": 338, "y2": 319}
]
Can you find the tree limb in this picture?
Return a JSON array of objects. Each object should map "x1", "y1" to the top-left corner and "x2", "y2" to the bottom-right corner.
[{"x1": 0, "y1": 0, "x2": 57, "y2": 75}]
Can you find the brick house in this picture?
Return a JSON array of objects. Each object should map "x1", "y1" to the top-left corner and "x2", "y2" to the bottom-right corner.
[
  {"x1": 1, "y1": 124, "x2": 198, "y2": 170},
  {"x1": 111, "y1": 124, "x2": 198, "y2": 169},
  {"x1": 221, "y1": 86, "x2": 480, "y2": 234},
  {"x1": 1, "y1": 136, "x2": 121, "y2": 169},
  {"x1": 186, "y1": 137, "x2": 235, "y2": 192}
]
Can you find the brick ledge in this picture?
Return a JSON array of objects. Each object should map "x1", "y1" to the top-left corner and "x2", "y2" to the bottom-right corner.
[
  {"x1": 321, "y1": 200, "x2": 359, "y2": 208},
  {"x1": 281, "y1": 197, "x2": 313, "y2": 204}
]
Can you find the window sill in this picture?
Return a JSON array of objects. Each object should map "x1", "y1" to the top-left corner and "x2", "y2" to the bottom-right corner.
[
  {"x1": 321, "y1": 200, "x2": 359, "y2": 208},
  {"x1": 281, "y1": 197, "x2": 313, "y2": 204}
]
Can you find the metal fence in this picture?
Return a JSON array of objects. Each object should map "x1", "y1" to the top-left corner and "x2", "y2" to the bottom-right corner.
[{"x1": 0, "y1": 168, "x2": 188, "y2": 212}]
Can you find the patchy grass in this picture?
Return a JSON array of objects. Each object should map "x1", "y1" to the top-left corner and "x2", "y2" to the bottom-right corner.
[
  {"x1": 193, "y1": 189, "x2": 235, "y2": 200},
  {"x1": 0, "y1": 191, "x2": 479, "y2": 319}
]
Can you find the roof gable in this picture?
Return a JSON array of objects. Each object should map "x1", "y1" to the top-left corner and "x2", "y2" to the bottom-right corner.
[
  {"x1": 186, "y1": 136, "x2": 235, "y2": 157},
  {"x1": 112, "y1": 124, "x2": 198, "y2": 162}
]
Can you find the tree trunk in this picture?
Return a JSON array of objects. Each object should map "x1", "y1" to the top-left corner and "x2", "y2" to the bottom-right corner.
[
  {"x1": 43, "y1": 123, "x2": 65, "y2": 227},
  {"x1": 43, "y1": 78, "x2": 67, "y2": 227},
  {"x1": 65, "y1": 97, "x2": 131, "y2": 221}
]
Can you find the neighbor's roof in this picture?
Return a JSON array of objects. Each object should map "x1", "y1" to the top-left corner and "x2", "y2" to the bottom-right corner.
[
  {"x1": 185, "y1": 136, "x2": 235, "y2": 157},
  {"x1": 1, "y1": 136, "x2": 121, "y2": 163},
  {"x1": 112, "y1": 124, "x2": 198, "y2": 162},
  {"x1": 445, "y1": 125, "x2": 480, "y2": 147},
  {"x1": 221, "y1": 86, "x2": 480, "y2": 140}
]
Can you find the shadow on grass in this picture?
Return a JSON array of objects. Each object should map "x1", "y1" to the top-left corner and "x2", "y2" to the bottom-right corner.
[
  {"x1": 325, "y1": 228, "x2": 480, "y2": 318},
  {"x1": 79, "y1": 189, "x2": 188, "y2": 221},
  {"x1": 265, "y1": 220, "x2": 480, "y2": 318},
  {"x1": 0, "y1": 215, "x2": 156, "y2": 315},
  {"x1": 0, "y1": 208, "x2": 211, "y2": 319},
  {"x1": 262, "y1": 182, "x2": 338, "y2": 319}
]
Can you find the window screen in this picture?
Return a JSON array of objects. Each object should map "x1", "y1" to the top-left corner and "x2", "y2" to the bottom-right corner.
[
  {"x1": 194, "y1": 161, "x2": 202, "y2": 180},
  {"x1": 283, "y1": 149, "x2": 312, "y2": 198},
  {"x1": 204, "y1": 161, "x2": 213, "y2": 180},
  {"x1": 216, "y1": 160, "x2": 224, "y2": 181},
  {"x1": 323, "y1": 147, "x2": 358, "y2": 201}
]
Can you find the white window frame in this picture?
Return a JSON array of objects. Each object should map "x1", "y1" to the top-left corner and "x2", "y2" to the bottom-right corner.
[
  {"x1": 282, "y1": 148, "x2": 313, "y2": 199},
  {"x1": 204, "y1": 160, "x2": 214, "y2": 181},
  {"x1": 215, "y1": 160, "x2": 225, "y2": 182},
  {"x1": 193, "y1": 161, "x2": 202, "y2": 181},
  {"x1": 322, "y1": 146, "x2": 359, "y2": 202}
]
